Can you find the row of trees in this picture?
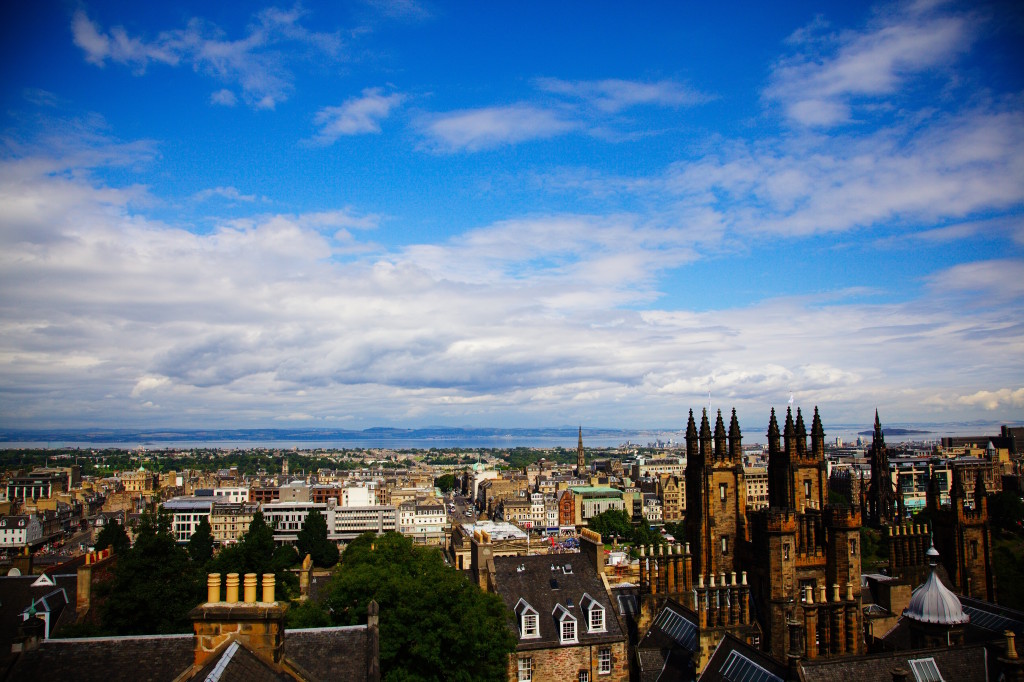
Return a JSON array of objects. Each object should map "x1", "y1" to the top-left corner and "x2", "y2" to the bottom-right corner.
[{"x1": 91, "y1": 508, "x2": 340, "y2": 634}]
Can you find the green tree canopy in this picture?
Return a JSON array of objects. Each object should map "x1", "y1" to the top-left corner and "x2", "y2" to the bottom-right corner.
[
  {"x1": 988, "y1": 491, "x2": 1024, "y2": 535},
  {"x1": 433, "y1": 473, "x2": 457, "y2": 493},
  {"x1": 187, "y1": 517, "x2": 214, "y2": 565},
  {"x1": 100, "y1": 510, "x2": 203, "y2": 634},
  {"x1": 296, "y1": 509, "x2": 339, "y2": 568},
  {"x1": 94, "y1": 518, "x2": 130, "y2": 555},
  {"x1": 325, "y1": 532, "x2": 516, "y2": 682}
]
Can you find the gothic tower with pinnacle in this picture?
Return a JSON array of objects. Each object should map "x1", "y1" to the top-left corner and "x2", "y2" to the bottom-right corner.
[{"x1": 865, "y1": 410, "x2": 898, "y2": 528}]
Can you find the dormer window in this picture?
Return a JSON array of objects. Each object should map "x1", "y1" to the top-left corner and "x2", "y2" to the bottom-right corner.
[
  {"x1": 553, "y1": 603, "x2": 578, "y2": 644},
  {"x1": 523, "y1": 612, "x2": 539, "y2": 638},
  {"x1": 580, "y1": 593, "x2": 606, "y2": 633},
  {"x1": 590, "y1": 606, "x2": 604, "y2": 632},
  {"x1": 515, "y1": 599, "x2": 540, "y2": 639}
]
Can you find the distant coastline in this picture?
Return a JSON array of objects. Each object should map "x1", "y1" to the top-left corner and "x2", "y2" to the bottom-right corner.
[{"x1": 0, "y1": 421, "x2": 1012, "y2": 451}]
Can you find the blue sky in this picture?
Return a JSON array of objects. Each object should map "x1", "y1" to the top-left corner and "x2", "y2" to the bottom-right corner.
[{"x1": 1, "y1": 0, "x2": 1022, "y2": 430}]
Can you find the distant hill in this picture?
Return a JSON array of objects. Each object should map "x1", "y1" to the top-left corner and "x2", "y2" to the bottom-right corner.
[{"x1": 856, "y1": 427, "x2": 931, "y2": 436}]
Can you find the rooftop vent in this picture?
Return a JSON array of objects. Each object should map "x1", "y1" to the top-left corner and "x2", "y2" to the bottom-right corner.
[
  {"x1": 563, "y1": 563, "x2": 573, "y2": 574},
  {"x1": 550, "y1": 578, "x2": 559, "y2": 590}
]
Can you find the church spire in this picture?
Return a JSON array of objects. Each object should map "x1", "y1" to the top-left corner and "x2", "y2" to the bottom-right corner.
[{"x1": 576, "y1": 426, "x2": 585, "y2": 476}]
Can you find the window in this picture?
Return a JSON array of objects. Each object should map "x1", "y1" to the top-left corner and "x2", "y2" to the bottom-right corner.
[
  {"x1": 522, "y1": 613, "x2": 538, "y2": 637},
  {"x1": 562, "y1": 619, "x2": 577, "y2": 643},
  {"x1": 598, "y1": 647, "x2": 612, "y2": 674},
  {"x1": 804, "y1": 480, "x2": 812, "y2": 501},
  {"x1": 722, "y1": 536, "x2": 729, "y2": 555},
  {"x1": 518, "y1": 658, "x2": 532, "y2": 682},
  {"x1": 720, "y1": 483, "x2": 727, "y2": 502},
  {"x1": 579, "y1": 672, "x2": 590, "y2": 682},
  {"x1": 970, "y1": 540, "x2": 978, "y2": 560},
  {"x1": 783, "y1": 543, "x2": 790, "y2": 560},
  {"x1": 849, "y1": 538, "x2": 858, "y2": 556},
  {"x1": 590, "y1": 607, "x2": 604, "y2": 632}
]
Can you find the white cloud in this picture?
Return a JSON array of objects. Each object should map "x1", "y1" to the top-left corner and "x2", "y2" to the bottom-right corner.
[
  {"x1": 71, "y1": 8, "x2": 343, "y2": 109},
  {"x1": 210, "y1": 89, "x2": 237, "y2": 106},
  {"x1": 659, "y1": 104, "x2": 1024, "y2": 237},
  {"x1": 535, "y1": 78, "x2": 711, "y2": 112},
  {"x1": 193, "y1": 186, "x2": 256, "y2": 203},
  {"x1": 765, "y1": 2, "x2": 977, "y2": 126},
  {"x1": 3, "y1": 138, "x2": 1022, "y2": 429},
  {"x1": 418, "y1": 105, "x2": 576, "y2": 152},
  {"x1": 926, "y1": 259, "x2": 1024, "y2": 303},
  {"x1": 310, "y1": 88, "x2": 405, "y2": 144},
  {"x1": 956, "y1": 388, "x2": 1024, "y2": 410}
]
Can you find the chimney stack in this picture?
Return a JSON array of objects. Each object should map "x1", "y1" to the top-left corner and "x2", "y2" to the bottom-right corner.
[{"x1": 191, "y1": 573, "x2": 286, "y2": 669}]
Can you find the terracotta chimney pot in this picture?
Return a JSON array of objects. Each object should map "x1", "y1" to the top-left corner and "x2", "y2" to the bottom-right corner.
[
  {"x1": 262, "y1": 573, "x2": 276, "y2": 604},
  {"x1": 226, "y1": 573, "x2": 240, "y2": 603},
  {"x1": 207, "y1": 573, "x2": 221, "y2": 604}
]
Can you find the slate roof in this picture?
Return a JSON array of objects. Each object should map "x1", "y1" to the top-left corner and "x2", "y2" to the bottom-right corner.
[
  {"x1": 491, "y1": 554, "x2": 626, "y2": 652},
  {"x1": 0, "y1": 622, "x2": 373, "y2": 681},
  {"x1": 796, "y1": 643, "x2": 989, "y2": 682},
  {"x1": 192, "y1": 640, "x2": 292, "y2": 682},
  {"x1": 286, "y1": 625, "x2": 370, "y2": 681},
  {"x1": 1, "y1": 633, "x2": 195, "y2": 682},
  {"x1": 635, "y1": 598, "x2": 700, "y2": 681},
  {"x1": 698, "y1": 633, "x2": 786, "y2": 682},
  {"x1": 0, "y1": 573, "x2": 78, "y2": 651}
]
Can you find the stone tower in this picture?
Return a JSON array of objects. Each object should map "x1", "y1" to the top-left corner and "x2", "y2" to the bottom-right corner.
[
  {"x1": 746, "y1": 406, "x2": 862, "y2": 662},
  {"x1": 685, "y1": 408, "x2": 748, "y2": 580},
  {"x1": 767, "y1": 407, "x2": 828, "y2": 512},
  {"x1": 928, "y1": 468, "x2": 996, "y2": 601}
]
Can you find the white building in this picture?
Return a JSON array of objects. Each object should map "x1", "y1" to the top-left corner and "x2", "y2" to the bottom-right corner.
[
  {"x1": 342, "y1": 485, "x2": 375, "y2": 508},
  {"x1": 329, "y1": 505, "x2": 397, "y2": 543},
  {"x1": 212, "y1": 487, "x2": 250, "y2": 504},
  {"x1": 0, "y1": 515, "x2": 43, "y2": 548},
  {"x1": 162, "y1": 496, "x2": 214, "y2": 543},
  {"x1": 397, "y1": 501, "x2": 447, "y2": 546}
]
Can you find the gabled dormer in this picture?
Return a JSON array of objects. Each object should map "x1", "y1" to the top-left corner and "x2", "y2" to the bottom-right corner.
[
  {"x1": 552, "y1": 603, "x2": 578, "y2": 644},
  {"x1": 579, "y1": 592, "x2": 606, "y2": 633},
  {"x1": 514, "y1": 598, "x2": 540, "y2": 639}
]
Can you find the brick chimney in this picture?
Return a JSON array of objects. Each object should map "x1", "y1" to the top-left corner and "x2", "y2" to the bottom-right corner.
[
  {"x1": 76, "y1": 548, "x2": 116, "y2": 617},
  {"x1": 579, "y1": 528, "x2": 605, "y2": 574},
  {"x1": 190, "y1": 572, "x2": 288, "y2": 668}
]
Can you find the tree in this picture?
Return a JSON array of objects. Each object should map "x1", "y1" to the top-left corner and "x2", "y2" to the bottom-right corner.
[
  {"x1": 988, "y1": 491, "x2": 1024, "y2": 535},
  {"x1": 325, "y1": 532, "x2": 516, "y2": 682},
  {"x1": 94, "y1": 518, "x2": 130, "y2": 555},
  {"x1": 434, "y1": 473, "x2": 457, "y2": 493},
  {"x1": 188, "y1": 517, "x2": 214, "y2": 565},
  {"x1": 296, "y1": 509, "x2": 339, "y2": 568},
  {"x1": 587, "y1": 508, "x2": 633, "y2": 540},
  {"x1": 100, "y1": 510, "x2": 203, "y2": 635}
]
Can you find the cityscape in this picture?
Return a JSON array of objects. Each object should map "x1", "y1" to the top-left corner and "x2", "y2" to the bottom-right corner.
[{"x1": 2, "y1": 0, "x2": 1023, "y2": 681}]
